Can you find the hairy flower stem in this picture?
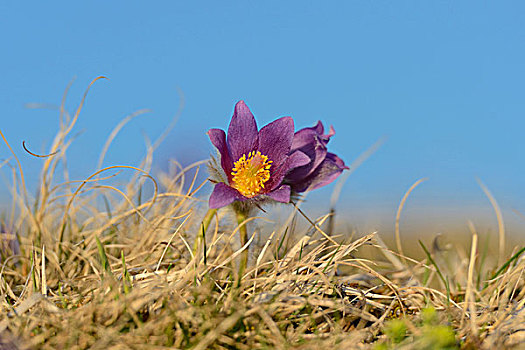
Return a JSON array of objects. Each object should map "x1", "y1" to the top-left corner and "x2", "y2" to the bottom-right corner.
[
  {"x1": 192, "y1": 208, "x2": 217, "y2": 256},
  {"x1": 235, "y1": 209, "x2": 249, "y2": 282}
]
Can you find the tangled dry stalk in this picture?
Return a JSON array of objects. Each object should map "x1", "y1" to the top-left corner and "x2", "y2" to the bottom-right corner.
[{"x1": 0, "y1": 79, "x2": 523, "y2": 349}]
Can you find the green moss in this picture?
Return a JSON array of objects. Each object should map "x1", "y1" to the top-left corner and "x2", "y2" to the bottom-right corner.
[
  {"x1": 421, "y1": 306, "x2": 438, "y2": 325},
  {"x1": 421, "y1": 325, "x2": 457, "y2": 349},
  {"x1": 384, "y1": 319, "x2": 408, "y2": 344},
  {"x1": 378, "y1": 307, "x2": 458, "y2": 349}
]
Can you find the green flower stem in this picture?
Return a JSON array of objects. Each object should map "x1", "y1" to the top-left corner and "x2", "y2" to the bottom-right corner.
[
  {"x1": 192, "y1": 208, "x2": 217, "y2": 256},
  {"x1": 235, "y1": 209, "x2": 249, "y2": 281}
]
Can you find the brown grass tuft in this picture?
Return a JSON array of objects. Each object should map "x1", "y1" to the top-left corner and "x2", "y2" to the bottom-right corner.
[{"x1": 0, "y1": 80, "x2": 523, "y2": 349}]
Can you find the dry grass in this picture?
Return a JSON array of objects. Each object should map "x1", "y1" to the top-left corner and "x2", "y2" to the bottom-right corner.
[{"x1": 0, "y1": 79, "x2": 524, "y2": 349}]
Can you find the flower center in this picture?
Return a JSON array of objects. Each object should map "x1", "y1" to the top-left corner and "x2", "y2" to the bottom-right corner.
[{"x1": 231, "y1": 151, "x2": 273, "y2": 198}]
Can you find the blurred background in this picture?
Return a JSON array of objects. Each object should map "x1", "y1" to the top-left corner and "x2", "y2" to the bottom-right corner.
[{"x1": 1, "y1": 1, "x2": 524, "y2": 241}]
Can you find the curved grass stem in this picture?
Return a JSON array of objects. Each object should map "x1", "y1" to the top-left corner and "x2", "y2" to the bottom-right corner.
[{"x1": 192, "y1": 208, "x2": 217, "y2": 256}]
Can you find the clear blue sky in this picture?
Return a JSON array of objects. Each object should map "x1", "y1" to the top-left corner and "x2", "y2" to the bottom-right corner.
[{"x1": 1, "y1": 2, "x2": 524, "y2": 227}]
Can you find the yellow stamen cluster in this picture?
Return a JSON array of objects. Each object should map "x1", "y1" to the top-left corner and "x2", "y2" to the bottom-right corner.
[{"x1": 231, "y1": 151, "x2": 273, "y2": 198}]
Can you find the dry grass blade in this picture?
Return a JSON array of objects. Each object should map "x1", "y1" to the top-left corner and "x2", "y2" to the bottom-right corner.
[
  {"x1": 96, "y1": 109, "x2": 152, "y2": 170},
  {"x1": 22, "y1": 141, "x2": 59, "y2": 158},
  {"x1": 41, "y1": 245, "x2": 47, "y2": 296},
  {"x1": 463, "y1": 221, "x2": 479, "y2": 339},
  {"x1": 193, "y1": 311, "x2": 243, "y2": 350},
  {"x1": 395, "y1": 177, "x2": 428, "y2": 265},
  {"x1": 155, "y1": 214, "x2": 191, "y2": 271},
  {"x1": 477, "y1": 177, "x2": 506, "y2": 267}
]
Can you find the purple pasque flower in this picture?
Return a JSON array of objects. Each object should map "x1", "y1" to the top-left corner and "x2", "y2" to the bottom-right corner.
[
  {"x1": 284, "y1": 121, "x2": 348, "y2": 193},
  {"x1": 207, "y1": 101, "x2": 310, "y2": 209}
]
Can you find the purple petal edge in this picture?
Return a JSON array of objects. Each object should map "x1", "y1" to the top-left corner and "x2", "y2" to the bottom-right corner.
[
  {"x1": 266, "y1": 185, "x2": 291, "y2": 203},
  {"x1": 207, "y1": 128, "x2": 233, "y2": 180},
  {"x1": 227, "y1": 101, "x2": 259, "y2": 162},
  {"x1": 209, "y1": 183, "x2": 247, "y2": 209},
  {"x1": 288, "y1": 152, "x2": 348, "y2": 193}
]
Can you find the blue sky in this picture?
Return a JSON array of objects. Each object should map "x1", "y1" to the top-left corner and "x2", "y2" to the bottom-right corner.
[{"x1": 1, "y1": 2, "x2": 524, "y2": 230}]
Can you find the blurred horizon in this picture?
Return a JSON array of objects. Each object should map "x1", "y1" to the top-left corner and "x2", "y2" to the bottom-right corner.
[{"x1": 1, "y1": 1, "x2": 524, "y2": 238}]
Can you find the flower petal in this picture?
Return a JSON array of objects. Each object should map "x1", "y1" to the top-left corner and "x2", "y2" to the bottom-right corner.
[
  {"x1": 289, "y1": 130, "x2": 328, "y2": 180},
  {"x1": 289, "y1": 152, "x2": 348, "y2": 193},
  {"x1": 227, "y1": 101, "x2": 259, "y2": 162},
  {"x1": 258, "y1": 116, "x2": 294, "y2": 168},
  {"x1": 266, "y1": 150, "x2": 310, "y2": 191},
  {"x1": 325, "y1": 124, "x2": 335, "y2": 139},
  {"x1": 288, "y1": 121, "x2": 339, "y2": 182},
  {"x1": 327, "y1": 152, "x2": 347, "y2": 169},
  {"x1": 291, "y1": 126, "x2": 319, "y2": 151},
  {"x1": 313, "y1": 120, "x2": 324, "y2": 135},
  {"x1": 207, "y1": 128, "x2": 233, "y2": 180},
  {"x1": 266, "y1": 185, "x2": 291, "y2": 203},
  {"x1": 209, "y1": 182, "x2": 247, "y2": 209},
  {"x1": 292, "y1": 121, "x2": 334, "y2": 150}
]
